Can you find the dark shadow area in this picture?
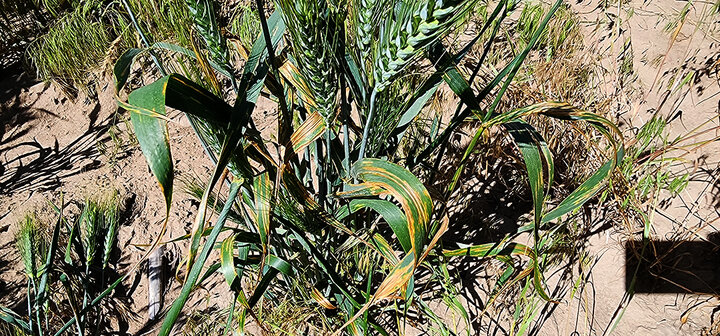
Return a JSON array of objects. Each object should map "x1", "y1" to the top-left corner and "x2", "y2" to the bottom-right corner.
[
  {"x1": 0, "y1": 66, "x2": 48, "y2": 147},
  {"x1": 0, "y1": 125, "x2": 105, "y2": 193},
  {"x1": 626, "y1": 232, "x2": 720, "y2": 294},
  {"x1": 0, "y1": 63, "x2": 40, "y2": 102}
]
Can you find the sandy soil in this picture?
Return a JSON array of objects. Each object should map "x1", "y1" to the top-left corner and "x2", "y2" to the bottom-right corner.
[
  {"x1": 542, "y1": 1, "x2": 720, "y2": 335},
  {"x1": 1, "y1": 0, "x2": 719, "y2": 335}
]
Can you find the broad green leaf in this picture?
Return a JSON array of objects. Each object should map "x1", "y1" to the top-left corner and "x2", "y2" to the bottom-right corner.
[
  {"x1": 238, "y1": 8, "x2": 286, "y2": 104},
  {"x1": 336, "y1": 199, "x2": 410, "y2": 253},
  {"x1": 126, "y1": 78, "x2": 174, "y2": 210},
  {"x1": 396, "y1": 79, "x2": 440, "y2": 129},
  {"x1": 126, "y1": 74, "x2": 233, "y2": 123},
  {"x1": 342, "y1": 53, "x2": 366, "y2": 103},
  {"x1": 504, "y1": 121, "x2": 549, "y2": 237},
  {"x1": 114, "y1": 48, "x2": 143, "y2": 92}
]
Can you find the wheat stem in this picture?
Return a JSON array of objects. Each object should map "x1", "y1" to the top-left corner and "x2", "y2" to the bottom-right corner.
[
  {"x1": 325, "y1": 128, "x2": 333, "y2": 206},
  {"x1": 357, "y1": 87, "x2": 378, "y2": 162},
  {"x1": 341, "y1": 76, "x2": 351, "y2": 176}
]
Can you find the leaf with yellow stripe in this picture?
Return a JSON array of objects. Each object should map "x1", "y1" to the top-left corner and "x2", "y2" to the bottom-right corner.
[
  {"x1": 279, "y1": 60, "x2": 316, "y2": 109},
  {"x1": 289, "y1": 111, "x2": 326, "y2": 154},
  {"x1": 337, "y1": 158, "x2": 432, "y2": 259},
  {"x1": 220, "y1": 234, "x2": 244, "y2": 292},
  {"x1": 491, "y1": 102, "x2": 625, "y2": 224},
  {"x1": 333, "y1": 251, "x2": 416, "y2": 336},
  {"x1": 245, "y1": 172, "x2": 273, "y2": 248},
  {"x1": 281, "y1": 165, "x2": 358, "y2": 237},
  {"x1": 371, "y1": 233, "x2": 400, "y2": 266},
  {"x1": 310, "y1": 287, "x2": 337, "y2": 310}
]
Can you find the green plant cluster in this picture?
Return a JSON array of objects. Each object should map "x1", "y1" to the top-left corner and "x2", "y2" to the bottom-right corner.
[
  {"x1": 5, "y1": 0, "x2": 629, "y2": 334},
  {"x1": 3, "y1": 192, "x2": 123, "y2": 336},
  {"x1": 23, "y1": 0, "x2": 195, "y2": 95}
]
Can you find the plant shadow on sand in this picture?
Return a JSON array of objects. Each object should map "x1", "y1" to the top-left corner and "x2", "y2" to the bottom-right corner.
[
  {"x1": 0, "y1": 106, "x2": 133, "y2": 196},
  {"x1": 0, "y1": 65, "x2": 47, "y2": 147}
]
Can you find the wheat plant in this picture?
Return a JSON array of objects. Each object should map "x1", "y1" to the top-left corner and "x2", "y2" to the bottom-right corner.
[
  {"x1": 12, "y1": 0, "x2": 627, "y2": 334},
  {"x1": 4, "y1": 191, "x2": 125, "y2": 336}
]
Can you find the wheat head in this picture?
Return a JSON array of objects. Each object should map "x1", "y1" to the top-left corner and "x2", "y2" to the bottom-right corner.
[{"x1": 278, "y1": 0, "x2": 340, "y2": 121}]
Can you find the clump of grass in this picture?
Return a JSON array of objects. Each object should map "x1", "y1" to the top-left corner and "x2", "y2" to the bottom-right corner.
[
  {"x1": 6, "y1": 190, "x2": 127, "y2": 335},
  {"x1": 517, "y1": 2, "x2": 580, "y2": 57},
  {"x1": 77, "y1": 190, "x2": 122, "y2": 271},
  {"x1": 26, "y1": 9, "x2": 111, "y2": 95},
  {"x1": 25, "y1": 0, "x2": 194, "y2": 95}
]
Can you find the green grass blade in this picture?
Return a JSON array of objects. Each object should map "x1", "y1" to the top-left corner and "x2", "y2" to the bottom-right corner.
[
  {"x1": 152, "y1": 42, "x2": 233, "y2": 79},
  {"x1": 542, "y1": 159, "x2": 615, "y2": 223},
  {"x1": 35, "y1": 198, "x2": 64, "y2": 311},
  {"x1": 504, "y1": 121, "x2": 551, "y2": 238},
  {"x1": 159, "y1": 180, "x2": 242, "y2": 336},
  {"x1": 0, "y1": 304, "x2": 31, "y2": 334},
  {"x1": 247, "y1": 255, "x2": 293, "y2": 307},
  {"x1": 186, "y1": 127, "x2": 244, "y2": 273}
]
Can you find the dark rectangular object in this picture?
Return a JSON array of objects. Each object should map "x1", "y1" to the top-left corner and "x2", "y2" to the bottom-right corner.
[{"x1": 625, "y1": 235, "x2": 720, "y2": 294}]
